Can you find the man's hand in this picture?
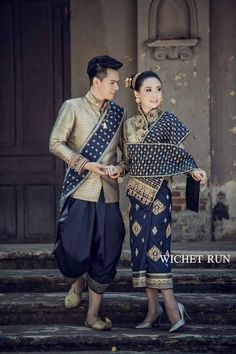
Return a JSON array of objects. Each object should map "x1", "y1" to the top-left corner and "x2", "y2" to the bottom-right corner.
[
  {"x1": 192, "y1": 169, "x2": 207, "y2": 184},
  {"x1": 83, "y1": 162, "x2": 106, "y2": 176}
]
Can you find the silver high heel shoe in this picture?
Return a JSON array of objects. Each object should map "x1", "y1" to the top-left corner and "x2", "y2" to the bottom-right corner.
[
  {"x1": 169, "y1": 302, "x2": 191, "y2": 333},
  {"x1": 135, "y1": 304, "x2": 163, "y2": 329}
]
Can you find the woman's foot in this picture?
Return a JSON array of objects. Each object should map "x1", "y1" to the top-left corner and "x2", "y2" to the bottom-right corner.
[
  {"x1": 165, "y1": 301, "x2": 181, "y2": 325},
  {"x1": 169, "y1": 303, "x2": 191, "y2": 333},
  {"x1": 135, "y1": 304, "x2": 163, "y2": 329}
]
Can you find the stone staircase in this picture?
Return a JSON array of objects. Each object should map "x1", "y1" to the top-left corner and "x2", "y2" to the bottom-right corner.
[{"x1": 0, "y1": 243, "x2": 235, "y2": 354}]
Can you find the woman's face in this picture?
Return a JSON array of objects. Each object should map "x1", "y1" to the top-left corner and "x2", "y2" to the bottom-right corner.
[{"x1": 135, "y1": 77, "x2": 163, "y2": 113}]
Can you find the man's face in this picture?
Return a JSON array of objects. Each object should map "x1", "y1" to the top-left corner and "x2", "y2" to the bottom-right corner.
[{"x1": 96, "y1": 68, "x2": 119, "y2": 100}]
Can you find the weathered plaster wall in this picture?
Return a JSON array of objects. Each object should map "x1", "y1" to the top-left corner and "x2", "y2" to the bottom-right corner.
[
  {"x1": 70, "y1": 0, "x2": 236, "y2": 243},
  {"x1": 70, "y1": 0, "x2": 137, "y2": 240},
  {"x1": 211, "y1": 0, "x2": 236, "y2": 241},
  {"x1": 70, "y1": 0, "x2": 137, "y2": 112},
  {"x1": 137, "y1": 0, "x2": 211, "y2": 241}
]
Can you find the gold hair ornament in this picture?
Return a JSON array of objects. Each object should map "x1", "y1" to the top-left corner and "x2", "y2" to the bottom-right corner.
[
  {"x1": 124, "y1": 72, "x2": 142, "y2": 89},
  {"x1": 132, "y1": 72, "x2": 142, "y2": 90},
  {"x1": 124, "y1": 77, "x2": 132, "y2": 88}
]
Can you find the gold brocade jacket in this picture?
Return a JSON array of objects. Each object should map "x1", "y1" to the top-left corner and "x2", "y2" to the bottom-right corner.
[
  {"x1": 120, "y1": 109, "x2": 173, "y2": 182},
  {"x1": 49, "y1": 91, "x2": 127, "y2": 203}
]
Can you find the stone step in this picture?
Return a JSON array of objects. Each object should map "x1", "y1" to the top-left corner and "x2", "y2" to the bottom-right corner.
[
  {"x1": 0, "y1": 243, "x2": 235, "y2": 269},
  {"x1": 0, "y1": 268, "x2": 235, "y2": 293},
  {"x1": 0, "y1": 292, "x2": 235, "y2": 326},
  {"x1": 0, "y1": 324, "x2": 235, "y2": 353},
  {"x1": 0, "y1": 352, "x2": 217, "y2": 354}
]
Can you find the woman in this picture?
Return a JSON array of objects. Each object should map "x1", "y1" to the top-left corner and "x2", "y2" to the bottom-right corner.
[{"x1": 115, "y1": 71, "x2": 207, "y2": 332}]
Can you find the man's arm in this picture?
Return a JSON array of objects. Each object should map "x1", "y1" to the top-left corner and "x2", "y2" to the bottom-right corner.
[{"x1": 49, "y1": 100, "x2": 105, "y2": 176}]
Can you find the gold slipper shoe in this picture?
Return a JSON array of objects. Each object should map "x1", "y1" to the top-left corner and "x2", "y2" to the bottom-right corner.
[
  {"x1": 64, "y1": 278, "x2": 85, "y2": 309},
  {"x1": 85, "y1": 317, "x2": 112, "y2": 331}
]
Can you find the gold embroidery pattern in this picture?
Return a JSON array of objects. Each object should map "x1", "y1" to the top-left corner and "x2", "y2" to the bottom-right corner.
[
  {"x1": 132, "y1": 271, "x2": 173, "y2": 289},
  {"x1": 147, "y1": 277, "x2": 173, "y2": 289},
  {"x1": 132, "y1": 221, "x2": 142, "y2": 237},
  {"x1": 152, "y1": 199, "x2": 166, "y2": 215},
  {"x1": 132, "y1": 270, "x2": 146, "y2": 287},
  {"x1": 86, "y1": 274, "x2": 109, "y2": 294},
  {"x1": 147, "y1": 245, "x2": 162, "y2": 262},
  {"x1": 166, "y1": 223, "x2": 171, "y2": 238},
  {"x1": 126, "y1": 177, "x2": 163, "y2": 206},
  {"x1": 133, "y1": 276, "x2": 146, "y2": 288},
  {"x1": 134, "y1": 108, "x2": 159, "y2": 143},
  {"x1": 134, "y1": 111, "x2": 148, "y2": 142}
]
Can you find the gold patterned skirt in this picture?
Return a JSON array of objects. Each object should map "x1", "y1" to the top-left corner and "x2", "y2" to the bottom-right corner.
[{"x1": 129, "y1": 181, "x2": 173, "y2": 289}]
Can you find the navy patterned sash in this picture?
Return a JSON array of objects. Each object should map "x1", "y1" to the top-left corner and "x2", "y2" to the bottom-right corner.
[
  {"x1": 144, "y1": 111, "x2": 189, "y2": 145},
  {"x1": 126, "y1": 112, "x2": 197, "y2": 209},
  {"x1": 59, "y1": 101, "x2": 124, "y2": 215},
  {"x1": 128, "y1": 143, "x2": 197, "y2": 177},
  {"x1": 128, "y1": 111, "x2": 197, "y2": 177}
]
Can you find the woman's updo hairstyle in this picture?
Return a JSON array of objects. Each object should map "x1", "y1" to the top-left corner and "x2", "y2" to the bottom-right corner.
[{"x1": 125, "y1": 71, "x2": 162, "y2": 92}]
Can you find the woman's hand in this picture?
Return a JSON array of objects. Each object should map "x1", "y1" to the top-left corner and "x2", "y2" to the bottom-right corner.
[
  {"x1": 83, "y1": 162, "x2": 106, "y2": 176},
  {"x1": 104, "y1": 165, "x2": 121, "y2": 179},
  {"x1": 192, "y1": 169, "x2": 207, "y2": 184}
]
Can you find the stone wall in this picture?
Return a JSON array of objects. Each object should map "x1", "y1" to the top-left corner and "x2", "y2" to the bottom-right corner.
[
  {"x1": 70, "y1": 0, "x2": 137, "y2": 113},
  {"x1": 210, "y1": 0, "x2": 236, "y2": 241},
  {"x1": 137, "y1": 0, "x2": 211, "y2": 241}
]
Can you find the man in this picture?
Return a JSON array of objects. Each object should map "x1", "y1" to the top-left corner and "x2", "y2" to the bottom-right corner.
[{"x1": 49, "y1": 55, "x2": 126, "y2": 330}]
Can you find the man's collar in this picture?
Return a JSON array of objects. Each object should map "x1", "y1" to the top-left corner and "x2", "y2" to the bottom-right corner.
[{"x1": 85, "y1": 91, "x2": 110, "y2": 112}]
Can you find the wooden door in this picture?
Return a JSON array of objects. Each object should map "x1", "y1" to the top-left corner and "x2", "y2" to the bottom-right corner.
[{"x1": 0, "y1": 0, "x2": 70, "y2": 243}]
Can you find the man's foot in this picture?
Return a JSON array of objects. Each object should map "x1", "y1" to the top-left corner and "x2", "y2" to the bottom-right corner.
[
  {"x1": 85, "y1": 317, "x2": 112, "y2": 331},
  {"x1": 64, "y1": 277, "x2": 86, "y2": 309}
]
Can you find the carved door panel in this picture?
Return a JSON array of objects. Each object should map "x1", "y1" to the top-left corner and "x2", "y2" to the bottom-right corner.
[{"x1": 0, "y1": 0, "x2": 70, "y2": 243}]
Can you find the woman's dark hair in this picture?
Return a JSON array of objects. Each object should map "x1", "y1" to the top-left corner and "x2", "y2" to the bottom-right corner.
[{"x1": 130, "y1": 71, "x2": 162, "y2": 91}]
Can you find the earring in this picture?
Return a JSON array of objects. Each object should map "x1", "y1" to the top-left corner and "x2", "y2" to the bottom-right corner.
[
  {"x1": 158, "y1": 101, "x2": 163, "y2": 113},
  {"x1": 135, "y1": 96, "x2": 141, "y2": 106}
]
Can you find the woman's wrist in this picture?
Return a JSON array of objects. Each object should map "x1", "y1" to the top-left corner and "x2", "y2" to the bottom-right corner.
[{"x1": 115, "y1": 165, "x2": 124, "y2": 177}]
